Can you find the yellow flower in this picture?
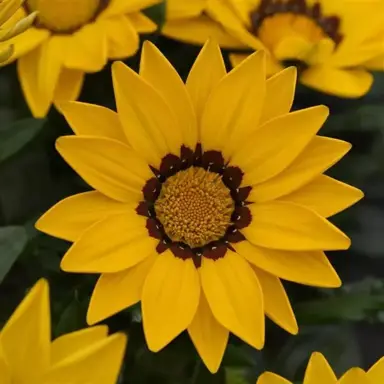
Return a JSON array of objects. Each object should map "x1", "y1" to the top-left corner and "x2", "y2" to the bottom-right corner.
[
  {"x1": 0, "y1": 279, "x2": 127, "y2": 383},
  {"x1": 257, "y1": 352, "x2": 384, "y2": 383},
  {"x1": 163, "y1": 0, "x2": 243, "y2": 48},
  {"x1": 165, "y1": 0, "x2": 384, "y2": 98},
  {"x1": 36, "y1": 40, "x2": 363, "y2": 373},
  {"x1": 0, "y1": 0, "x2": 36, "y2": 62},
  {"x1": 4, "y1": 0, "x2": 159, "y2": 118}
]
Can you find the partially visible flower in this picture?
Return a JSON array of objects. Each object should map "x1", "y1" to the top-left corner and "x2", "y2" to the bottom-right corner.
[
  {"x1": 163, "y1": 0, "x2": 244, "y2": 48},
  {"x1": 3, "y1": 0, "x2": 159, "y2": 117},
  {"x1": 165, "y1": 0, "x2": 384, "y2": 98},
  {"x1": 36, "y1": 40, "x2": 363, "y2": 374},
  {"x1": 364, "y1": 30, "x2": 384, "y2": 71},
  {"x1": 257, "y1": 352, "x2": 384, "y2": 383},
  {"x1": 0, "y1": 0, "x2": 36, "y2": 62},
  {"x1": 0, "y1": 279, "x2": 127, "y2": 384}
]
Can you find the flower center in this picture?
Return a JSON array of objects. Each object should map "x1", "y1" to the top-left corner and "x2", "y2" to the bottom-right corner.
[
  {"x1": 137, "y1": 145, "x2": 253, "y2": 268},
  {"x1": 250, "y1": 0, "x2": 342, "y2": 62},
  {"x1": 154, "y1": 167, "x2": 235, "y2": 248},
  {"x1": 25, "y1": 0, "x2": 107, "y2": 33}
]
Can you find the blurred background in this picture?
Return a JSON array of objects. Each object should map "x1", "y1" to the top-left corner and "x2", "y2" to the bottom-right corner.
[{"x1": 0, "y1": 3, "x2": 384, "y2": 383}]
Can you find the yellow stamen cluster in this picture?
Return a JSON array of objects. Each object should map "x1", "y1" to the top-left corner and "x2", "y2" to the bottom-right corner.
[
  {"x1": 155, "y1": 167, "x2": 235, "y2": 248},
  {"x1": 26, "y1": 0, "x2": 102, "y2": 32}
]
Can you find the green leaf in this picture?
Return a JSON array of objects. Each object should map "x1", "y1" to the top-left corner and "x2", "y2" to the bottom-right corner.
[
  {"x1": 194, "y1": 363, "x2": 226, "y2": 384},
  {"x1": 143, "y1": 0, "x2": 166, "y2": 28},
  {"x1": 223, "y1": 344, "x2": 260, "y2": 368},
  {"x1": 54, "y1": 296, "x2": 88, "y2": 337},
  {"x1": 296, "y1": 293, "x2": 384, "y2": 323},
  {"x1": 0, "y1": 118, "x2": 45, "y2": 163},
  {"x1": 0, "y1": 226, "x2": 28, "y2": 284},
  {"x1": 225, "y1": 368, "x2": 248, "y2": 384}
]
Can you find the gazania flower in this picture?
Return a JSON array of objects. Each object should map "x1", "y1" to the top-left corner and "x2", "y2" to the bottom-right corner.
[
  {"x1": 36, "y1": 40, "x2": 363, "y2": 373},
  {"x1": 0, "y1": 279, "x2": 127, "y2": 383},
  {"x1": 3, "y1": 0, "x2": 159, "y2": 118},
  {"x1": 0, "y1": 0, "x2": 36, "y2": 62},
  {"x1": 257, "y1": 352, "x2": 384, "y2": 383},
  {"x1": 163, "y1": 0, "x2": 243, "y2": 48},
  {"x1": 166, "y1": 0, "x2": 384, "y2": 98}
]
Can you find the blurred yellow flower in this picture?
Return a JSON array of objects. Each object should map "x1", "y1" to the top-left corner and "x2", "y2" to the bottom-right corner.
[
  {"x1": 163, "y1": 0, "x2": 243, "y2": 48},
  {"x1": 0, "y1": 279, "x2": 127, "y2": 384},
  {"x1": 4, "y1": 0, "x2": 160, "y2": 118},
  {"x1": 0, "y1": 0, "x2": 36, "y2": 62},
  {"x1": 36, "y1": 40, "x2": 362, "y2": 373},
  {"x1": 257, "y1": 352, "x2": 384, "y2": 383},
  {"x1": 164, "y1": 0, "x2": 384, "y2": 98}
]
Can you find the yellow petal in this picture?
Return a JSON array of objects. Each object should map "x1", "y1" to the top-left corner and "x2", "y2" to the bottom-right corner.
[
  {"x1": 249, "y1": 136, "x2": 352, "y2": 203},
  {"x1": 206, "y1": 0, "x2": 265, "y2": 51},
  {"x1": 281, "y1": 175, "x2": 364, "y2": 218},
  {"x1": 38, "y1": 36, "x2": 64, "y2": 107},
  {"x1": 200, "y1": 250, "x2": 264, "y2": 350},
  {"x1": 101, "y1": 15, "x2": 139, "y2": 59},
  {"x1": 201, "y1": 50, "x2": 266, "y2": 154},
  {"x1": 365, "y1": 52, "x2": 384, "y2": 71},
  {"x1": 234, "y1": 241, "x2": 341, "y2": 288},
  {"x1": 231, "y1": 106, "x2": 329, "y2": 185},
  {"x1": 244, "y1": 202, "x2": 350, "y2": 251},
  {"x1": 188, "y1": 292, "x2": 229, "y2": 374},
  {"x1": 128, "y1": 12, "x2": 157, "y2": 33},
  {"x1": 1, "y1": 279, "x2": 50, "y2": 384},
  {"x1": 0, "y1": 11, "x2": 37, "y2": 42},
  {"x1": 0, "y1": 0, "x2": 22, "y2": 27},
  {"x1": 142, "y1": 251, "x2": 200, "y2": 352},
  {"x1": 230, "y1": 52, "x2": 283, "y2": 76},
  {"x1": 35, "y1": 191, "x2": 131, "y2": 242},
  {"x1": 64, "y1": 24, "x2": 107, "y2": 72},
  {"x1": 260, "y1": 67, "x2": 297, "y2": 125},
  {"x1": 274, "y1": 35, "x2": 312, "y2": 61},
  {"x1": 367, "y1": 357, "x2": 384, "y2": 381},
  {"x1": 112, "y1": 60, "x2": 179, "y2": 167},
  {"x1": 1, "y1": 24, "x2": 49, "y2": 64},
  {"x1": 51, "y1": 326, "x2": 109, "y2": 366},
  {"x1": 300, "y1": 67, "x2": 374, "y2": 98},
  {"x1": 303, "y1": 352, "x2": 337, "y2": 384},
  {"x1": 61, "y1": 212, "x2": 156, "y2": 273},
  {"x1": 87, "y1": 255, "x2": 157, "y2": 325},
  {"x1": 140, "y1": 41, "x2": 197, "y2": 149},
  {"x1": 54, "y1": 68, "x2": 84, "y2": 102},
  {"x1": 56, "y1": 101, "x2": 126, "y2": 142},
  {"x1": 101, "y1": 0, "x2": 160, "y2": 17},
  {"x1": 0, "y1": 345, "x2": 11, "y2": 384},
  {"x1": 55, "y1": 136, "x2": 150, "y2": 203},
  {"x1": 17, "y1": 47, "x2": 51, "y2": 117},
  {"x1": 186, "y1": 39, "x2": 226, "y2": 123},
  {"x1": 166, "y1": 0, "x2": 206, "y2": 19},
  {"x1": 306, "y1": 38, "x2": 335, "y2": 66},
  {"x1": 47, "y1": 333, "x2": 127, "y2": 384},
  {"x1": 162, "y1": 15, "x2": 245, "y2": 49},
  {"x1": 0, "y1": 44, "x2": 13, "y2": 62},
  {"x1": 253, "y1": 267, "x2": 298, "y2": 335},
  {"x1": 257, "y1": 372, "x2": 292, "y2": 384},
  {"x1": 338, "y1": 368, "x2": 370, "y2": 384}
]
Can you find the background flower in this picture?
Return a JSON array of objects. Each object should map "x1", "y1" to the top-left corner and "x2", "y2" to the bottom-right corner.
[
  {"x1": 163, "y1": 0, "x2": 384, "y2": 98},
  {"x1": 2, "y1": 0, "x2": 160, "y2": 117},
  {"x1": 257, "y1": 352, "x2": 384, "y2": 383},
  {"x1": 0, "y1": 0, "x2": 36, "y2": 62},
  {"x1": 0, "y1": 279, "x2": 127, "y2": 383}
]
